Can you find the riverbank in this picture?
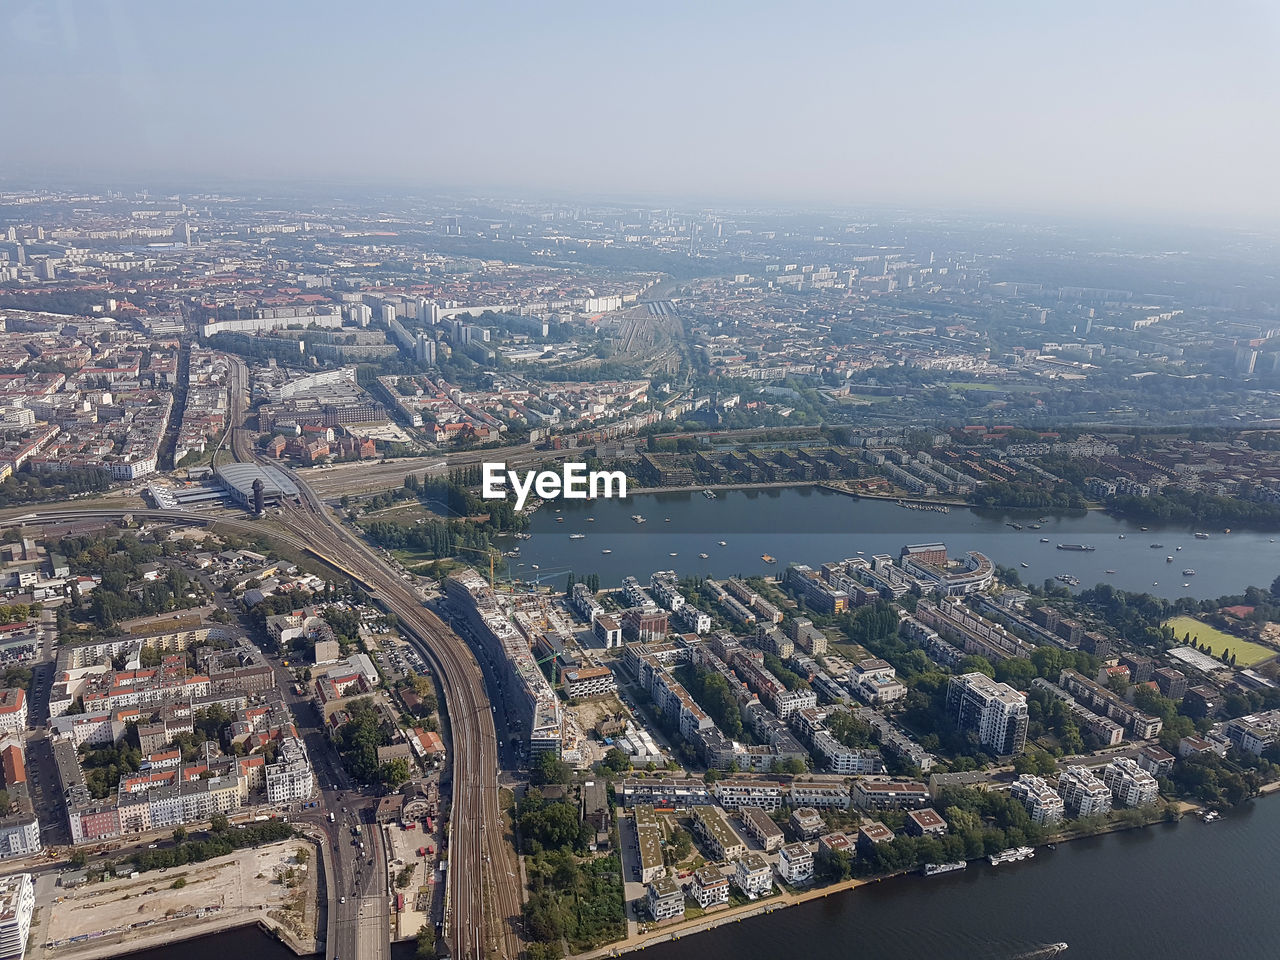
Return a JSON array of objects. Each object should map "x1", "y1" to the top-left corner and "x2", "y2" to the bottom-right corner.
[{"x1": 570, "y1": 800, "x2": 1222, "y2": 960}]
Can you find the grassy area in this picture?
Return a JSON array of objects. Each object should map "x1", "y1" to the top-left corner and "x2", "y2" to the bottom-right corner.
[{"x1": 1164, "y1": 615, "x2": 1277, "y2": 667}]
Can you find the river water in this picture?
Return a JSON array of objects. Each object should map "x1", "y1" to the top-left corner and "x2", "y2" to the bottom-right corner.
[
  {"x1": 137, "y1": 797, "x2": 1278, "y2": 960},
  {"x1": 501, "y1": 486, "x2": 1280, "y2": 600}
]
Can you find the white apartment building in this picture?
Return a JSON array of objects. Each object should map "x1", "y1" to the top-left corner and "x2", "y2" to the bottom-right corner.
[
  {"x1": 266, "y1": 738, "x2": 315, "y2": 804},
  {"x1": 646, "y1": 875, "x2": 684, "y2": 922},
  {"x1": 689, "y1": 864, "x2": 729, "y2": 909},
  {"x1": 713, "y1": 779, "x2": 785, "y2": 811},
  {"x1": 811, "y1": 730, "x2": 883, "y2": 776},
  {"x1": 733, "y1": 851, "x2": 773, "y2": 899},
  {"x1": 0, "y1": 690, "x2": 26, "y2": 733},
  {"x1": 946, "y1": 672, "x2": 1028, "y2": 756},
  {"x1": 0, "y1": 873, "x2": 34, "y2": 960},
  {"x1": 778, "y1": 841, "x2": 814, "y2": 886},
  {"x1": 1102, "y1": 757, "x2": 1160, "y2": 808},
  {"x1": 1057, "y1": 766, "x2": 1113, "y2": 818},
  {"x1": 1010, "y1": 775, "x2": 1065, "y2": 824}
]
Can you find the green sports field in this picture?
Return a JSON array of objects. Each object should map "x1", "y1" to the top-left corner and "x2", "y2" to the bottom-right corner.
[{"x1": 1164, "y1": 615, "x2": 1276, "y2": 667}]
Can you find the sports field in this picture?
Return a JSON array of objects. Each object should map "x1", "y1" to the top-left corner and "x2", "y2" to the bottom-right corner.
[{"x1": 1164, "y1": 615, "x2": 1276, "y2": 667}]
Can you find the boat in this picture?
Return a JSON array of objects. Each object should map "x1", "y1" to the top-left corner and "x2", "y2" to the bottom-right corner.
[
  {"x1": 1140, "y1": 526, "x2": 1149, "y2": 531},
  {"x1": 1040, "y1": 538, "x2": 1050, "y2": 543},
  {"x1": 1176, "y1": 545, "x2": 1183, "y2": 551},
  {"x1": 1029, "y1": 524, "x2": 1042, "y2": 529},
  {"x1": 1194, "y1": 532, "x2": 1210, "y2": 539},
  {"x1": 1150, "y1": 543, "x2": 1164, "y2": 549},
  {"x1": 555, "y1": 517, "x2": 565, "y2": 523},
  {"x1": 1007, "y1": 522, "x2": 1024, "y2": 531},
  {"x1": 569, "y1": 533, "x2": 586, "y2": 540},
  {"x1": 1183, "y1": 569, "x2": 1196, "y2": 576},
  {"x1": 761, "y1": 554, "x2": 777, "y2": 564},
  {"x1": 1020, "y1": 562, "x2": 1029, "y2": 568},
  {"x1": 1105, "y1": 569, "x2": 1116, "y2": 574},
  {"x1": 1200, "y1": 809, "x2": 1221, "y2": 823},
  {"x1": 601, "y1": 549, "x2": 612, "y2": 555},
  {"x1": 664, "y1": 518, "x2": 672, "y2": 523},
  {"x1": 669, "y1": 552, "x2": 678, "y2": 557},
  {"x1": 1055, "y1": 574, "x2": 1080, "y2": 586},
  {"x1": 718, "y1": 541, "x2": 727, "y2": 547},
  {"x1": 531, "y1": 564, "x2": 539, "y2": 570},
  {"x1": 1056, "y1": 544, "x2": 1095, "y2": 551},
  {"x1": 587, "y1": 517, "x2": 595, "y2": 522},
  {"x1": 1118, "y1": 534, "x2": 1125, "y2": 539},
  {"x1": 1183, "y1": 583, "x2": 1190, "y2": 588},
  {"x1": 702, "y1": 489, "x2": 717, "y2": 499},
  {"x1": 921, "y1": 861, "x2": 967, "y2": 877},
  {"x1": 1166, "y1": 556, "x2": 1174, "y2": 562},
  {"x1": 988, "y1": 846, "x2": 1035, "y2": 865},
  {"x1": 699, "y1": 553, "x2": 709, "y2": 559},
  {"x1": 631, "y1": 514, "x2": 646, "y2": 524}
]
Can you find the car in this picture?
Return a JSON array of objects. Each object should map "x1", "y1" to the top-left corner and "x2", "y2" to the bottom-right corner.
[{"x1": 340, "y1": 896, "x2": 346, "y2": 904}]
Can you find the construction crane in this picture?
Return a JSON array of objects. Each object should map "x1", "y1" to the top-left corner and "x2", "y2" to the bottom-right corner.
[{"x1": 454, "y1": 543, "x2": 502, "y2": 588}]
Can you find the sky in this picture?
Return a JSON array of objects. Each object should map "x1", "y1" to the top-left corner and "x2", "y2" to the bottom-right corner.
[{"x1": 2, "y1": 0, "x2": 1279, "y2": 226}]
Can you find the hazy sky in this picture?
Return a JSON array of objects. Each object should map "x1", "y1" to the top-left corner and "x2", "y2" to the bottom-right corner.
[{"x1": 3, "y1": 1, "x2": 1279, "y2": 224}]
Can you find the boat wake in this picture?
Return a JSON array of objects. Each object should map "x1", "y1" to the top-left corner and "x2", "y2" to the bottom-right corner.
[{"x1": 1010, "y1": 944, "x2": 1069, "y2": 959}]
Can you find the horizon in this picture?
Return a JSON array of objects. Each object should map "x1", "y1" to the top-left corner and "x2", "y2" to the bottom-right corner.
[{"x1": 2, "y1": 1, "x2": 1279, "y2": 230}]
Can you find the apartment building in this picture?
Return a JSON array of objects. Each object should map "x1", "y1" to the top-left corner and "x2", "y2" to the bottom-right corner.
[
  {"x1": 634, "y1": 806, "x2": 666, "y2": 884},
  {"x1": 1102, "y1": 757, "x2": 1160, "y2": 808},
  {"x1": 692, "y1": 805, "x2": 747, "y2": 861},
  {"x1": 851, "y1": 779, "x2": 931, "y2": 811},
  {"x1": 689, "y1": 864, "x2": 729, "y2": 909},
  {"x1": 0, "y1": 873, "x2": 34, "y2": 960},
  {"x1": 788, "y1": 783, "x2": 851, "y2": 810},
  {"x1": 733, "y1": 852, "x2": 773, "y2": 899},
  {"x1": 1010, "y1": 775, "x2": 1065, "y2": 824},
  {"x1": 739, "y1": 806, "x2": 784, "y2": 851},
  {"x1": 713, "y1": 779, "x2": 785, "y2": 811},
  {"x1": 778, "y1": 842, "x2": 815, "y2": 886},
  {"x1": 1057, "y1": 766, "x2": 1112, "y2": 818},
  {"x1": 646, "y1": 875, "x2": 684, "y2": 922},
  {"x1": 946, "y1": 672, "x2": 1028, "y2": 756}
]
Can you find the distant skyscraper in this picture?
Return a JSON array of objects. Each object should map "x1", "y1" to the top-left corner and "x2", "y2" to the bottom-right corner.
[
  {"x1": 14, "y1": 245, "x2": 24, "y2": 265},
  {"x1": 1236, "y1": 347, "x2": 1258, "y2": 375},
  {"x1": 381, "y1": 303, "x2": 397, "y2": 326}
]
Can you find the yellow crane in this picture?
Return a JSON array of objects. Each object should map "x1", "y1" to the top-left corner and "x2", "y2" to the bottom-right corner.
[{"x1": 455, "y1": 543, "x2": 502, "y2": 589}]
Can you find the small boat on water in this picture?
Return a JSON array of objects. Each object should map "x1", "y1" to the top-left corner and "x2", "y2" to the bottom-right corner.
[
  {"x1": 1118, "y1": 534, "x2": 1125, "y2": 539},
  {"x1": 1150, "y1": 543, "x2": 1164, "y2": 549},
  {"x1": 601, "y1": 549, "x2": 612, "y2": 554},
  {"x1": 569, "y1": 533, "x2": 585, "y2": 540},
  {"x1": 664, "y1": 518, "x2": 672, "y2": 523},
  {"x1": 761, "y1": 554, "x2": 777, "y2": 564},
  {"x1": 1194, "y1": 532, "x2": 1210, "y2": 539},
  {"x1": 1040, "y1": 538, "x2": 1050, "y2": 543},
  {"x1": 702, "y1": 489, "x2": 717, "y2": 499},
  {"x1": 556, "y1": 517, "x2": 565, "y2": 523},
  {"x1": 1166, "y1": 556, "x2": 1174, "y2": 562},
  {"x1": 631, "y1": 514, "x2": 646, "y2": 524},
  {"x1": 718, "y1": 541, "x2": 727, "y2": 547},
  {"x1": 531, "y1": 564, "x2": 540, "y2": 570},
  {"x1": 921, "y1": 861, "x2": 966, "y2": 877},
  {"x1": 1020, "y1": 562, "x2": 1029, "y2": 568},
  {"x1": 669, "y1": 552, "x2": 678, "y2": 557},
  {"x1": 989, "y1": 846, "x2": 1035, "y2": 865},
  {"x1": 699, "y1": 553, "x2": 709, "y2": 559},
  {"x1": 587, "y1": 517, "x2": 595, "y2": 522},
  {"x1": 1105, "y1": 569, "x2": 1116, "y2": 574},
  {"x1": 1183, "y1": 569, "x2": 1196, "y2": 576}
]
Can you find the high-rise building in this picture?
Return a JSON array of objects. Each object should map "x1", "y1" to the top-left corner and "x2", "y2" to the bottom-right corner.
[{"x1": 946, "y1": 672, "x2": 1028, "y2": 756}]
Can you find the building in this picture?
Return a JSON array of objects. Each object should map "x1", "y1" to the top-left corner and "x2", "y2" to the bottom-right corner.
[
  {"x1": 1225, "y1": 710, "x2": 1280, "y2": 755},
  {"x1": 0, "y1": 873, "x2": 34, "y2": 960},
  {"x1": 739, "y1": 806, "x2": 784, "y2": 851},
  {"x1": 560, "y1": 664, "x2": 616, "y2": 700},
  {"x1": 733, "y1": 852, "x2": 773, "y2": 899},
  {"x1": 849, "y1": 658, "x2": 906, "y2": 705},
  {"x1": 788, "y1": 783, "x2": 851, "y2": 810},
  {"x1": 1056, "y1": 766, "x2": 1112, "y2": 818},
  {"x1": 0, "y1": 690, "x2": 25, "y2": 733},
  {"x1": 1102, "y1": 757, "x2": 1160, "y2": 808},
  {"x1": 264, "y1": 737, "x2": 314, "y2": 804},
  {"x1": 946, "y1": 672, "x2": 1028, "y2": 756},
  {"x1": 851, "y1": 779, "x2": 931, "y2": 812},
  {"x1": 778, "y1": 841, "x2": 815, "y2": 886},
  {"x1": 856, "y1": 821, "x2": 895, "y2": 856},
  {"x1": 904, "y1": 808, "x2": 948, "y2": 837},
  {"x1": 646, "y1": 875, "x2": 684, "y2": 922},
  {"x1": 1010, "y1": 775, "x2": 1065, "y2": 824},
  {"x1": 634, "y1": 806, "x2": 665, "y2": 884},
  {"x1": 689, "y1": 864, "x2": 729, "y2": 909},
  {"x1": 817, "y1": 831, "x2": 854, "y2": 864},
  {"x1": 618, "y1": 778, "x2": 713, "y2": 809},
  {"x1": 1058, "y1": 669, "x2": 1163, "y2": 739},
  {"x1": 789, "y1": 806, "x2": 826, "y2": 840},
  {"x1": 692, "y1": 805, "x2": 747, "y2": 861},
  {"x1": 713, "y1": 779, "x2": 785, "y2": 811},
  {"x1": 1136, "y1": 744, "x2": 1176, "y2": 777}
]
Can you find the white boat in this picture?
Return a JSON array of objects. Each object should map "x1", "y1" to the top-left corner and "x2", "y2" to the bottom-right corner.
[
  {"x1": 569, "y1": 533, "x2": 585, "y2": 540},
  {"x1": 631, "y1": 514, "x2": 647, "y2": 524},
  {"x1": 587, "y1": 517, "x2": 595, "y2": 522},
  {"x1": 988, "y1": 846, "x2": 1035, "y2": 865},
  {"x1": 556, "y1": 517, "x2": 564, "y2": 523},
  {"x1": 531, "y1": 564, "x2": 540, "y2": 570},
  {"x1": 1194, "y1": 532, "x2": 1210, "y2": 539},
  {"x1": 664, "y1": 518, "x2": 671, "y2": 523},
  {"x1": 703, "y1": 489, "x2": 717, "y2": 499},
  {"x1": 601, "y1": 549, "x2": 612, "y2": 555},
  {"x1": 669, "y1": 552, "x2": 678, "y2": 557},
  {"x1": 699, "y1": 553, "x2": 709, "y2": 559},
  {"x1": 1040, "y1": 538, "x2": 1050, "y2": 543},
  {"x1": 1183, "y1": 569, "x2": 1196, "y2": 576},
  {"x1": 718, "y1": 541, "x2": 727, "y2": 547},
  {"x1": 1020, "y1": 562, "x2": 1029, "y2": 568}
]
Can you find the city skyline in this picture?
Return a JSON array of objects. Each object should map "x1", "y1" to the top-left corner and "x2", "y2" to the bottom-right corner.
[{"x1": 2, "y1": 1, "x2": 1280, "y2": 226}]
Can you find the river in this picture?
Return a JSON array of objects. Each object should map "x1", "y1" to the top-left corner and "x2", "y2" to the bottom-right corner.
[
  {"x1": 134, "y1": 797, "x2": 1278, "y2": 960},
  {"x1": 500, "y1": 486, "x2": 1280, "y2": 600}
]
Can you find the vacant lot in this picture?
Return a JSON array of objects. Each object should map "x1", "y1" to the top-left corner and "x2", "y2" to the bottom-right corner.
[{"x1": 1164, "y1": 616, "x2": 1276, "y2": 667}]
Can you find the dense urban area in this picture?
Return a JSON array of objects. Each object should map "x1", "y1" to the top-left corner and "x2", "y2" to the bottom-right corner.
[{"x1": 0, "y1": 188, "x2": 1279, "y2": 960}]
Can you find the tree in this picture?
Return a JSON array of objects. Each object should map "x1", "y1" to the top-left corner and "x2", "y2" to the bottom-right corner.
[
  {"x1": 210, "y1": 814, "x2": 229, "y2": 833},
  {"x1": 173, "y1": 826, "x2": 187, "y2": 843},
  {"x1": 601, "y1": 748, "x2": 631, "y2": 775},
  {"x1": 381, "y1": 757, "x2": 411, "y2": 787},
  {"x1": 416, "y1": 922, "x2": 437, "y2": 960},
  {"x1": 531, "y1": 751, "x2": 570, "y2": 786}
]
